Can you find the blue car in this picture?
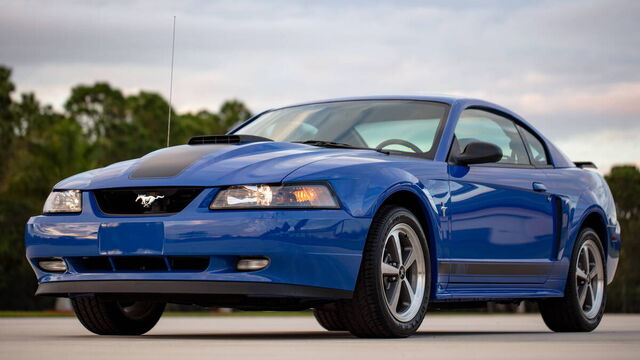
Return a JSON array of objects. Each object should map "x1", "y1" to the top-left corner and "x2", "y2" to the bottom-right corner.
[{"x1": 26, "y1": 96, "x2": 620, "y2": 338}]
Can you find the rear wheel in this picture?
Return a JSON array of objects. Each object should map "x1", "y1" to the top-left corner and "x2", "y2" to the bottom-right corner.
[
  {"x1": 539, "y1": 228, "x2": 606, "y2": 332},
  {"x1": 71, "y1": 297, "x2": 165, "y2": 335},
  {"x1": 339, "y1": 205, "x2": 430, "y2": 338}
]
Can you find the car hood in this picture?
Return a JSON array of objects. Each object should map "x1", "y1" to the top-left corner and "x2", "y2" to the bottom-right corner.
[{"x1": 54, "y1": 142, "x2": 393, "y2": 190}]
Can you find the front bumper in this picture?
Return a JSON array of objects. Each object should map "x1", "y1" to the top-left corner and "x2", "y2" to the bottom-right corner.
[{"x1": 26, "y1": 191, "x2": 370, "y2": 298}]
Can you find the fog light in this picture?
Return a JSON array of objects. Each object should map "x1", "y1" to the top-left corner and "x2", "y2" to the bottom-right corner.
[
  {"x1": 237, "y1": 257, "x2": 269, "y2": 271},
  {"x1": 38, "y1": 258, "x2": 67, "y2": 273}
]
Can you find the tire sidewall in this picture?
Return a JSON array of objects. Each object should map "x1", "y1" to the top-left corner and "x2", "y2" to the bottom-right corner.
[
  {"x1": 371, "y1": 206, "x2": 431, "y2": 336},
  {"x1": 566, "y1": 228, "x2": 607, "y2": 329}
]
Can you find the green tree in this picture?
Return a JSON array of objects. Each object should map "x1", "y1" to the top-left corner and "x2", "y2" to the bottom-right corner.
[
  {"x1": 171, "y1": 110, "x2": 223, "y2": 145},
  {"x1": 218, "y1": 99, "x2": 253, "y2": 130},
  {"x1": 0, "y1": 66, "x2": 16, "y2": 183},
  {"x1": 64, "y1": 84, "x2": 159, "y2": 165},
  {"x1": 126, "y1": 91, "x2": 173, "y2": 148},
  {"x1": 65, "y1": 82, "x2": 126, "y2": 139},
  {"x1": 605, "y1": 166, "x2": 640, "y2": 220},
  {"x1": 0, "y1": 73, "x2": 94, "y2": 309},
  {"x1": 0, "y1": 64, "x2": 256, "y2": 310},
  {"x1": 605, "y1": 165, "x2": 640, "y2": 312}
]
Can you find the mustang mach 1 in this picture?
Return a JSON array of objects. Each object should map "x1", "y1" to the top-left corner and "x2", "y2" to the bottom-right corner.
[{"x1": 26, "y1": 96, "x2": 621, "y2": 337}]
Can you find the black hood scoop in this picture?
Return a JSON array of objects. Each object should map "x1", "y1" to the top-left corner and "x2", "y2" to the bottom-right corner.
[{"x1": 188, "y1": 134, "x2": 272, "y2": 145}]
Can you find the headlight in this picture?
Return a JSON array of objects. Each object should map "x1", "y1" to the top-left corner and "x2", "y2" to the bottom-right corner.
[
  {"x1": 210, "y1": 184, "x2": 339, "y2": 209},
  {"x1": 43, "y1": 190, "x2": 82, "y2": 214}
]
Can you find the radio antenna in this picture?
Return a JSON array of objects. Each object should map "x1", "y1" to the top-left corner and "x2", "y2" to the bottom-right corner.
[{"x1": 166, "y1": 15, "x2": 176, "y2": 147}]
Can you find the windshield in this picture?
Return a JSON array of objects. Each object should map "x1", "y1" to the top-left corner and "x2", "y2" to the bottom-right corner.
[{"x1": 234, "y1": 100, "x2": 448, "y2": 157}]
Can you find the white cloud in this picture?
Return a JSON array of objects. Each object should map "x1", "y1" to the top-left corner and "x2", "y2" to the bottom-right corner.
[
  {"x1": 496, "y1": 82, "x2": 640, "y2": 118},
  {"x1": 1, "y1": 0, "x2": 639, "y2": 167},
  {"x1": 555, "y1": 128, "x2": 640, "y2": 174}
]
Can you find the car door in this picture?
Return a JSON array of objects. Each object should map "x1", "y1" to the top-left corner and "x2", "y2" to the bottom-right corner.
[{"x1": 445, "y1": 108, "x2": 556, "y2": 284}]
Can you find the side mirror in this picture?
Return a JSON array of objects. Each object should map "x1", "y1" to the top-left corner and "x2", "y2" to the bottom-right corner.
[{"x1": 453, "y1": 141, "x2": 502, "y2": 166}]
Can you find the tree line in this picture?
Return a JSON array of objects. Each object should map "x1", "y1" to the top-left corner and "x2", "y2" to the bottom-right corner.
[
  {"x1": 0, "y1": 65, "x2": 251, "y2": 309},
  {"x1": 0, "y1": 64, "x2": 638, "y2": 311}
]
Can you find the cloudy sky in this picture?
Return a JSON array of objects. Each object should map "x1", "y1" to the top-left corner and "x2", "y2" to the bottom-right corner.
[{"x1": 1, "y1": 0, "x2": 638, "y2": 172}]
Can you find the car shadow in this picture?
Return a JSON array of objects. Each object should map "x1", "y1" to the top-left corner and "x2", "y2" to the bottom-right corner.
[{"x1": 59, "y1": 330, "x2": 550, "y2": 341}]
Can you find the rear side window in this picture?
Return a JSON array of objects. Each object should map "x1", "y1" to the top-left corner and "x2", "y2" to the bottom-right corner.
[
  {"x1": 518, "y1": 125, "x2": 549, "y2": 166},
  {"x1": 453, "y1": 109, "x2": 530, "y2": 166}
]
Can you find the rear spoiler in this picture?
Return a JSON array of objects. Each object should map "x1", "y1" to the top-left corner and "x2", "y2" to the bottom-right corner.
[{"x1": 574, "y1": 161, "x2": 597, "y2": 169}]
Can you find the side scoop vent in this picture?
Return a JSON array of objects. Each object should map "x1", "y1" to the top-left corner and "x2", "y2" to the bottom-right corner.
[{"x1": 188, "y1": 135, "x2": 272, "y2": 145}]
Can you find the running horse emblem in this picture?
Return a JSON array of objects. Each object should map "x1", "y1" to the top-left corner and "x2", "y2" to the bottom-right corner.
[{"x1": 135, "y1": 194, "x2": 165, "y2": 208}]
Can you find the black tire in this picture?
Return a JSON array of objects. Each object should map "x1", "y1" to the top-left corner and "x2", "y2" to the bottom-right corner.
[
  {"x1": 539, "y1": 228, "x2": 607, "y2": 332},
  {"x1": 313, "y1": 308, "x2": 347, "y2": 331},
  {"x1": 339, "y1": 205, "x2": 431, "y2": 338},
  {"x1": 71, "y1": 296, "x2": 165, "y2": 335}
]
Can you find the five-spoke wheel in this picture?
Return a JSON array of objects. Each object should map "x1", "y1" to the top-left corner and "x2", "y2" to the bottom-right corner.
[
  {"x1": 575, "y1": 239, "x2": 605, "y2": 319},
  {"x1": 381, "y1": 223, "x2": 426, "y2": 322},
  {"x1": 539, "y1": 227, "x2": 606, "y2": 332},
  {"x1": 330, "y1": 205, "x2": 430, "y2": 338}
]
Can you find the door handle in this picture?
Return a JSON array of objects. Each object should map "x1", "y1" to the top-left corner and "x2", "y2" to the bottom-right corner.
[{"x1": 532, "y1": 182, "x2": 547, "y2": 192}]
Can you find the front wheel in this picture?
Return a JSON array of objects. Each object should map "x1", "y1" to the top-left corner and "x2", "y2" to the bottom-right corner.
[
  {"x1": 313, "y1": 308, "x2": 347, "y2": 331},
  {"x1": 71, "y1": 297, "x2": 165, "y2": 335},
  {"x1": 539, "y1": 227, "x2": 606, "y2": 332},
  {"x1": 340, "y1": 205, "x2": 431, "y2": 338}
]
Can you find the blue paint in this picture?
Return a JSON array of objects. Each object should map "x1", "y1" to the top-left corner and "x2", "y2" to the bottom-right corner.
[{"x1": 26, "y1": 96, "x2": 620, "y2": 302}]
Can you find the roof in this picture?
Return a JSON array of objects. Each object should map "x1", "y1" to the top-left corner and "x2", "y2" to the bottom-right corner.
[
  {"x1": 274, "y1": 95, "x2": 465, "y2": 109},
  {"x1": 242, "y1": 95, "x2": 575, "y2": 169}
]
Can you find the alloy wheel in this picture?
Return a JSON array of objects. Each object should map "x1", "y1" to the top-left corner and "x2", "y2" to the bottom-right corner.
[
  {"x1": 380, "y1": 223, "x2": 426, "y2": 322},
  {"x1": 575, "y1": 238, "x2": 605, "y2": 319}
]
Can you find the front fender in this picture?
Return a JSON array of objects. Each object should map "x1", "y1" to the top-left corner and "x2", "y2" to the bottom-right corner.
[
  {"x1": 368, "y1": 182, "x2": 448, "y2": 291},
  {"x1": 283, "y1": 157, "x2": 447, "y2": 218},
  {"x1": 284, "y1": 158, "x2": 450, "y2": 287}
]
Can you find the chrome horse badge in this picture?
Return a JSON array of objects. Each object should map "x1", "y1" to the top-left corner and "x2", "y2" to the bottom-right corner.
[{"x1": 136, "y1": 194, "x2": 165, "y2": 208}]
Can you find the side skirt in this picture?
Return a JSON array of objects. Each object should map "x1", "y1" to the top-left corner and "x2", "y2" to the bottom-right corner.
[
  {"x1": 435, "y1": 259, "x2": 565, "y2": 301},
  {"x1": 439, "y1": 259, "x2": 554, "y2": 284}
]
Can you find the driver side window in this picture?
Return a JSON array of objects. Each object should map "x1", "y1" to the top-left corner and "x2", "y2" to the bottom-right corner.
[{"x1": 453, "y1": 109, "x2": 530, "y2": 166}]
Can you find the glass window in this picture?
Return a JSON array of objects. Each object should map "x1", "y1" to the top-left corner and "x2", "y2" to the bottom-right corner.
[
  {"x1": 452, "y1": 109, "x2": 530, "y2": 165},
  {"x1": 354, "y1": 119, "x2": 440, "y2": 152},
  {"x1": 235, "y1": 100, "x2": 448, "y2": 157},
  {"x1": 518, "y1": 125, "x2": 549, "y2": 166}
]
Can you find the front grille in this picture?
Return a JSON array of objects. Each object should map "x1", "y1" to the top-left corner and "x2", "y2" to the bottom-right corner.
[
  {"x1": 93, "y1": 187, "x2": 203, "y2": 215},
  {"x1": 113, "y1": 256, "x2": 167, "y2": 271},
  {"x1": 69, "y1": 256, "x2": 210, "y2": 272}
]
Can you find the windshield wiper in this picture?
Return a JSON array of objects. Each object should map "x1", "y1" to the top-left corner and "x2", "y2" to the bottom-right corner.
[
  {"x1": 295, "y1": 140, "x2": 390, "y2": 154},
  {"x1": 296, "y1": 140, "x2": 357, "y2": 148}
]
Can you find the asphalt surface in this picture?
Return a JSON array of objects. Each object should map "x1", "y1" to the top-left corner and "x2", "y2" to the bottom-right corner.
[{"x1": 1, "y1": 314, "x2": 639, "y2": 360}]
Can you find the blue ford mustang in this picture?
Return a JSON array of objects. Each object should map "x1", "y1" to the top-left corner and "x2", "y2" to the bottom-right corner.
[{"x1": 26, "y1": 96, "x2": 620, "y2": 337}]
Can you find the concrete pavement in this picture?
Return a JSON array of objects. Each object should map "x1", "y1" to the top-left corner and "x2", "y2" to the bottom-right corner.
[{"x1": 1, "y1": 314, "x2": 639, "y2": 359}]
